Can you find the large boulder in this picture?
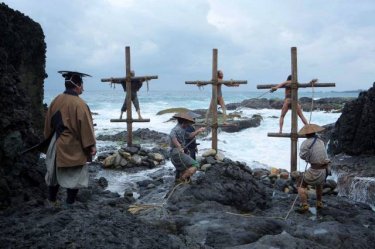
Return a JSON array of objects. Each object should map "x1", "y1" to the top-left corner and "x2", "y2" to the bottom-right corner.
[
  {"x1": 328, "y1": 83, "x2": 375, "y2": 155},
  {"x1": 0, "y1": 3, "x2": 47, "y2": 209},
  {"x1": 168, "y1": 161, "x2": 271, "y2": 212}
]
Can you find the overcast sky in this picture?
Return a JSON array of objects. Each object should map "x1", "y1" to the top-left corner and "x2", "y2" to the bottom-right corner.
[{"x1": 4, "y1": 0, "x2": 375, "y2": 91}]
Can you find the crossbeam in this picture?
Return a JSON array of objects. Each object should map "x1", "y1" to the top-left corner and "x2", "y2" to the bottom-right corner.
[
  {"x1": 257, "y1": 47, "x2": 335, "y2": 172},
  {"x1": 102, "y1": 46, "x2": 157, "y2": 146},
  {"x1": 257, "y1": 83, "x2": 335, "y2": 89},
  {"x1": 185, "y1": 49, "x2": 247, "y2": 151},
  {"x1": 101, "y1": 76, "x2": 158, "y2": 83},
  {"x1": 186, "y1": 80, "x2": 247, "y2": 85},
  {"x1": 110, "y1": 119, "x2": 151, "y2": 123},
  {"x1": 193, "y1": 123, "x2": 238, "y2": 127},
  {"x1": 268, "y1": 132, "x2": 306, "y2": 138}
]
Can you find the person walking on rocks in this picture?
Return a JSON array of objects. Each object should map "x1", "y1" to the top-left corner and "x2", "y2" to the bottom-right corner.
[
  {"x1": 169, "y1": 112, "x2": 205, "y2": 182},
  {"x1": 270, "y1": 75, "x2": 311, "y2": 133},
  {"x1": 44, "y1": 71, "x2": 97, "y2": 207},
  {"x1": 296, "y1": 124, "x2": 330, "y2": 213},
  {"x1": 120, "y1": 70, "x2": 145, "y2": 120}
]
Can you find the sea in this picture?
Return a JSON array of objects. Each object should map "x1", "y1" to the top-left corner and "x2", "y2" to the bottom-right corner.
[{"x1": 44, "y1": 88, "x2": 360, "y2": 195}]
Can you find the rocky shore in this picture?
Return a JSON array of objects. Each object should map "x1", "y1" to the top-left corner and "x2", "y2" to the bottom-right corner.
[
  {"x1": 1, "y1": 3, "x2": 374, "y2": 249},
  {"x1": 1, "y1": 152, "x2": 374, "y2": 249}
]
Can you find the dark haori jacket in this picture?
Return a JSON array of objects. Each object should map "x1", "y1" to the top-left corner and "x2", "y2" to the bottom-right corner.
[{"x1": 44, "y1": 90, "x2": 96, "y2": 168}]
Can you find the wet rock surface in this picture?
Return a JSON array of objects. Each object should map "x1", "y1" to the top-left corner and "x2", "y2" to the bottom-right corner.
[
  {"x1": 328, "y1": 83, "x2": 375, "y2": 155},
  {"x1": 131, "y1": 159, "x2": 375, "y2": 249},
  {"x1": 226, "y1": 97, "x2": 354, "y2": 112},
  {"x1": 97, "y1": 128, "x2": 170, "y2": 146},
  {"x1": 0, "y1": 3, "x2": 47, "y2": 209}
]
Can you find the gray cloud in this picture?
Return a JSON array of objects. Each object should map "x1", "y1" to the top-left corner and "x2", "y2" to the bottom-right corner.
[{"x1": 4, "y1": 0, "x2": 375, "y2": 91}]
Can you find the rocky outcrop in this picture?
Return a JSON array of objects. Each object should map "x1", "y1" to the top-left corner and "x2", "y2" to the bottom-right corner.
[
  {"x1": 0, "y1": 3, "x2": 47, "y2": 209},
  {"x1": 97, "y1": 128, "x2": 169, "y2": 146},
  {"x1": 134, "y1": 159, "x2": 374, "y2": 249},
  {"x1": 328, "y1": 83, "x2": 375, "y2": 155},
  {"x1": 226, "y1": 97, "x2": 354, "y2": 112}
]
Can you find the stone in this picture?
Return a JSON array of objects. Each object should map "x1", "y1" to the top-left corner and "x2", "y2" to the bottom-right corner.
[
  {"x1": 280, "y1": 172, "x2": 289, "y2": 180},
  {"x1": 151, "y1": 153, "x2": 164, "y2": 162},
  {"x1": 114, "y1": 153, "x2": 122, "y2": 166},
  {"x1": 290, "y1": 171, "x2": 301, "y2": 180},
  {"x1": 202, "y1": 149, "x2": 216, "y2": 157},
  {"x1": 206, "y1": 156, "x2": 216, "y2": 165},
  {"x1": 130, "y1": 155, "x2": 142, "y2": 165},
  {"x1": 201, "y1": 164, "x2": 211, "y2": 171},
  {"x1": 215, "y1": 152, "x2": 225, "y2": 161},
  {"x1": 97, "y1": 177, "x2": 108, "y2": 188},
  {"x1": 324, "y1": 179, "x2": 337, "y2": 190},
  {"x1": 253, "y1": 168, "x2": 269, "y2": 179},
  {"x1": 123, "y1": 146, "x2": 139, "y2": 155},
  {"x1": 103, "y1": 155, "x2": 116, "y2": 167},
  {"x1": 119, "y1": 150, "x2": 131, "y2": 160},
  {"x1": 119, "y1": 158, "x2": 128, "y2": 167},
  {"x1": 274, "y1": 178, "x2": 288, "y2": 192}
]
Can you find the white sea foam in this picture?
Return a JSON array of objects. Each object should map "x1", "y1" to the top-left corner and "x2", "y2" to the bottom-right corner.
[{"x1": 45, "y1": 89, "x2": 350, "y2": 171}]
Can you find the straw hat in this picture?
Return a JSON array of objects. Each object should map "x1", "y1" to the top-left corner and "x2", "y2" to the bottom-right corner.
[
  {"x1": 298, "y1": 124, "x2": 325, "y2": 135},
  {"x1": 186, "y1": 111, "x2": 201, "y2": 119},
  {"x1": 173, "y1": 112, "x2": 195, "y2": 123}
]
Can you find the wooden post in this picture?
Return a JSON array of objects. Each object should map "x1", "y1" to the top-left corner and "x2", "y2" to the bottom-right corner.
[
  {"x1": 290, "y1": 47, "x2": 298, "y2": 172},
  {"x1": 212, "y1": 49, "x2": 218, "y2": 150},
  {"x1": 101, "y1": 46, "x2": 158, "y2": 147},
  {"x1": 256, "y1": 47, "x2": 336, "y2": 172},
  {"x1": 185, "y1": 49, "x2": 247, "y2": 151},
  {"x1": 125, "y1": 46, "x2": 132, "y2": 146}
]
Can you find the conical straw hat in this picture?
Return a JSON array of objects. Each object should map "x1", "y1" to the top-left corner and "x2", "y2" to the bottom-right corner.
[
  {"x1": 173, "y1": 112, "x2": 195, "y2": 123},
  {"x1": 298, "y1": 124, "x2": 325, "y2": 135}
]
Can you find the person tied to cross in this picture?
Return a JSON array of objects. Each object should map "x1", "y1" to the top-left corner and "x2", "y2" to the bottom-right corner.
[
  {"x1": 204, "y1": 70, "x2": 239, "y2": 124},
  {"x1": 270, "y1": 75, "x2": 318, "y2": 133},
  {"x1": 120, "y1": 70, "x2": 145, "y2": 120},
  {"x1": 169, "y1": 112, "x2": 205, "y2": 183},
  {"x1": 296, "y1": 124, "x2": 331, "y2": 213},
  {"x1": 44, "y1": 71, "x2": 97, "y2": 208}
]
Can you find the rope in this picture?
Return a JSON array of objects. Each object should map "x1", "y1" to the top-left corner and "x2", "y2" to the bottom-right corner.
[
  {"x1": 308, "y1": 79, "x2": 317, "y2": 123},
  {"x1": 128, "y1": 180, "x2": 189, "y2": 215}
]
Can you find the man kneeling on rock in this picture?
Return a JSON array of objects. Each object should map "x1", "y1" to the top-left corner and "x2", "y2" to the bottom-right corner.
[
  {"x1": 296, "y1": 124, "x2": 331, "y2": 213},
  {"x1": 169, "y1": 112, "x2": 205, "y2": 183}
]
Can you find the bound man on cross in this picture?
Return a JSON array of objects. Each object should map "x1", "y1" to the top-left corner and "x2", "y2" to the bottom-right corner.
[
  {"x1": 120, "y1": 70, "x2": 145, "y2": 120},
  {"x1": 271, "y1": 75, "x2": 317, "y2": 133},
  {"x1": 205, "y1": 70, "x2": 239, "y2": 124}
]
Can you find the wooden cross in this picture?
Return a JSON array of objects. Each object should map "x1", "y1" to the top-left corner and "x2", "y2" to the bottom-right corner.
[
  {"x1": 185, "y1": 48, "x2": 247, "y2": 151},
  {"x1": 101, "y1": 46, "x2": 158, "y2": 147},
  {"x1": 257, "y1": 47, "x2": 335, "y2": 172}
]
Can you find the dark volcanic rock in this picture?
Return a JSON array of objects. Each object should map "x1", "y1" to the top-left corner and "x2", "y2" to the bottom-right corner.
[
  {"x1": 169, "y1": 161, "x2": 270, "y2": 212},
  {"x1": 0, "y1": 3, "x2": 47, "y2": 209},
  {"x1": 97, "y1": 128, "x2": 169, "y2": 145},
  {"x1": 328, "y1": 83, "x2": 375, "y2": 155},
  {"x1": 226, "y1": 97, "x2": 353, "y2": 112},
  {"x1": 221, "y1": 114, "x2": 262, "y2": 133}
]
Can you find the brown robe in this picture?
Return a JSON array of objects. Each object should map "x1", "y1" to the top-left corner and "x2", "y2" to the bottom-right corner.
[{"x1": 44, "y1": 91, "x2": 96, "y2": 168}]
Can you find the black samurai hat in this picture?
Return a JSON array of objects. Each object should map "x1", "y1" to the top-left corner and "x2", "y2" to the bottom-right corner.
[{"x1": 58, "y1": 70, "x2": 92, "y2": 86}]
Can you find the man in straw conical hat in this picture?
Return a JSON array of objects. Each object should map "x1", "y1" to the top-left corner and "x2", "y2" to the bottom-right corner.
[
  {"x1": 296, "y1": 124, "x2": 331, "y2": 213},
  {"x1": 169, "y1": 112, "x2": 205, "y2": 183}
]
